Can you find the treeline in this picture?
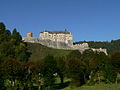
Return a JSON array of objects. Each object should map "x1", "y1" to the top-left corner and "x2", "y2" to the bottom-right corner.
[
  {"x1": 0, "y1": 22, "x2": 120, "y2": 90},
  {"x1": 0, "y1": 22, "x2": 30, "y2": 89},
  {"x1": 74, "y1": 40, "x2": 120, "y2": 54},
  {"x1": 1, "y1": 49, "x2": 119, "y2": 90}
]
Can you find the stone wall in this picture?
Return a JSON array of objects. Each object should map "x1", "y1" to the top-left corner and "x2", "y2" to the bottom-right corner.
[
  {"x1": 40, "y1": 30, "x2": 72, "y2": 44},
  {"x1": 91, "y1": 48, "x2": 108, "y2": 55},
  {"x1": 23, "y1": 37, "x2": 73, "y2": 49},
  {"x1": 22, "y1": 37, "x2": 108, "y2": 55},
  {"x1": 23, "y1": 31, "x2": 108, "y2": 55},
  {"x1": 72, "y1": 43, "x2": 90, "y2": 53}
]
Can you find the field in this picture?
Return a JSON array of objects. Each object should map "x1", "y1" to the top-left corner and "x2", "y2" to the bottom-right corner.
[
  {"x1": 61, "y1": 83, "x2": 120, "y2": 90},
  {"x1": 55, "y1": 78, "x2": 120, "y2": 90}
]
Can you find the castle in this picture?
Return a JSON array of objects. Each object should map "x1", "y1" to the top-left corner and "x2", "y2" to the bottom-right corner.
[
  {"x1": 40, "y1": 30, "x2": 72, "y2": 44},
  {"x1": 22, "y1": 30, "x2": 107, "y2": 55}
]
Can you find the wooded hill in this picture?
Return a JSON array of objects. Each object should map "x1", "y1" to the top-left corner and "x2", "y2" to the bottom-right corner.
[{"x1": 74, "y1": 39, "x2": 120, "y2": 54}]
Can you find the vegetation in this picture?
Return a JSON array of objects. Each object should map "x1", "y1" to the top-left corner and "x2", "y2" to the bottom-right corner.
[
  {"x1": 27, "y1": 42, "x2": 72, "y2": 61},
  {"x1": 74, "y1": 40, "x2": 120, "y2": 54},
  {"x1": 0, "y1": 22, "x2": 120, "y2": 90},
  {"x1": 62, "y1": 83, "x2": 120, "y2": 90}
]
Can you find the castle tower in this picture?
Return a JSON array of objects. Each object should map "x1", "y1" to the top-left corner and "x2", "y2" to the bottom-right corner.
[{"x1": 27, "y1": 32, "x2": 33, "y2": 38}]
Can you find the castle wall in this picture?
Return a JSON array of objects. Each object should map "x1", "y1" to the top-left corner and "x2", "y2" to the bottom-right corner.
[
  {"x1": 91, "y1": 48, "x2": 108, "y2": 55},
  {"x1": 40, "y1": 31, "x2": 72, "y2": 44},
  {"x1": 23, "y1": 37, "x2": 72, "y2": 49},
  {"x1": 23, "y1": 31, "x2": 108, "y2": 55}
]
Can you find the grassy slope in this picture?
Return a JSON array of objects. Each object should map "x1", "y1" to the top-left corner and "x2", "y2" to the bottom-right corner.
[
  {"x1": 27, "y1": 42, "x2": 72, "y2": 61},
  {"x1": 55, "y1": 78, "x2": 120, "y2": 90},
  {"x1": 27, "y1": 43, "x2": 120, "y2": 90},
  {"x1": 62, "y1": 83, "x2": 120, "y2": 90}
]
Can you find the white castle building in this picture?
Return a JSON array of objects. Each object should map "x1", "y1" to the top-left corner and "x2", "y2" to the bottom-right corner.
[
  {"x1": 22, "y1": 30, "x2": 107, "y2": 55},
  {"x1": 40, "y1": 30, "x2": 72, "y2": 44}
]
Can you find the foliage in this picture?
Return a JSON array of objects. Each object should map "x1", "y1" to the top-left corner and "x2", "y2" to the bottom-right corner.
[
  {"x1": 0, "y1": 22, "x2": 30, "y2": 89},
  {"x1": 55, "y1": 56, "x2": 66, "y2": 84},
  {"x1": 27, "y1": 42, "x2": 72, "y2": 61},
  {"x1": 110, "y1": 51, "x2": 120, "y2": 73},
  {"x1": 11, "y1": 28, "x2": 22, "y2": 45},
  {"x1": 0, "y1": 22, "x2": 5, "y2": 31},
  {"x1": 4, "y1": 58, "x2": 21, "y2": 87},
  {"x1": 103, "y1": 57, "x2": 115, "y2": 83},
  {"x1": 110, "y1": 51, "x2": 120, "y2": 83},
  {"x1": 74, "y1": 39, "x2": 120, "y2": 54},
  {"x1": 65, "y1": 50, "x2": 85, "y2": 87},
  {"x1": 40, "y1": 55, "x2": 57, "y2": 90},
  {"x1": 0, "y1": 22, "x2": 30, "y2": 62}
]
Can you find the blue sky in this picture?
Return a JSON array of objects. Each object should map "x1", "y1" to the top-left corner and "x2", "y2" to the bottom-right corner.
[{"x1": 0, "y1": 0, "x2": 120, "y2": 42}]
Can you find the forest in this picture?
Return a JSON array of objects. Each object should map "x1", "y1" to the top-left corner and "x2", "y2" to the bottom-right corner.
[
  {"x1": 74, "y1": 39, "x2": 120, "y2": 54},
  {"x1": 0, "y1": 22, "x2": 120, "y2": 90}
]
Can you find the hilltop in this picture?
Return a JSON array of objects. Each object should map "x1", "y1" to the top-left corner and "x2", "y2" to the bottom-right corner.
[
  {"x1": 27, "y1": 39, "x2": 120, "y2": 61},
  {"x1": 23, "y1": 31, "x2": 107, "y2": 55}
]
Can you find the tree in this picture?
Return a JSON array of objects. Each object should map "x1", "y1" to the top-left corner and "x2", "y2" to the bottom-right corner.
[
  {"x1": 11, "y1": 28, "x2": 22, "y2": 45},
  {"x1": 40, "y1": 55, "x2": 57, "y2": 90},
  {"x1": 89, "y1": 52, "x2": 105, "y2": 84},
  {"x1": 11, "y1": 28, "x2": 30, "y2": 62},
  {"x1": 65, "y1": 50, "x2": 85, "y2": 87},
  {"x1": 30, "y1": 60, "x2": 44, "y2": 90},
  {"x1": 0, "y1": 23, "x2": 30, "y2": 62},
  {"x1": 0, "y1": 22, "x2": 5, "y2": 31},
  {"x1": 66, "y1": 56, "x2": 84, "y2": 87},
  {"x1": 0, "y1": 23, "x2": 11, "y2": 44},
  {"x1": 17, "y1": 62, "x2": 30, "y2": 88},
  {"x1": 110, "y1": 51, "x2": 120, "y2": 72},
  {"x1": 0, "y1": 22, "x2": 31, "y2": 89},
  {"x1": 82, "y1": 50, "x2": 112, "y2": 84},
  {"x1": 4, "y1": 58, "x2": 21, "y2": 88},
  {"x1": 14, "y1": 43, "x2": 30, "y2": 62},
  {"x1": 0, "y1": 62, "x2": 6, "y2": 89},
  {"x1": 110, "y1": 51, "x2": 120, "y2": 83},
  {"x1": 55, "y1": 56, "x2": 66, "y2": 84},
  {"x1": 103, "y1": 56, "x2": 115, "y2": 83},
  {"x1": 68, "y1": 50, "x2": 82, "y2": 59},
  {"x1": 81, "y1": 49, "x2": 95, "y2": 84}
]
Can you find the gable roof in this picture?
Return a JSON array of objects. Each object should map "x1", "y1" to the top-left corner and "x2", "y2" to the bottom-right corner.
[{"x1": 40, "y1": 30, "x2": 70, "y2": 34}]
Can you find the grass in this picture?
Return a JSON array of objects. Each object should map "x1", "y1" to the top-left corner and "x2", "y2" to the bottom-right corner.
[
  {"x1": 61, "y1": 83, "x2": 120, "y2": 90},
  {"x1": 27, "y1": 42, "x2": 72, "y2": 61},
  {"x1": 55, "y1": 77, "x2": 120, "y2": 90},
  {"x1": 5, "y1": 77, "x2": 120, "y2": 90}
]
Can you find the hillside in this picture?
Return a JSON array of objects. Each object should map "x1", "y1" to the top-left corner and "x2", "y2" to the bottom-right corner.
[
  {"x1": 74, "y1": 39, "x2": 120, "y2": 54},
  {"x1": 26, "y1": 39, "x2": 120, "y2": 61},
  {"x1": 27, "y1": 42, "x2": 73, "y2": 61}
]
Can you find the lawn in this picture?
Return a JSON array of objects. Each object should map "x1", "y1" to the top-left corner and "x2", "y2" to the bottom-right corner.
[
  {"x1": 55, "y1": 77, "x2": 120, "y2": 90},
  {"x1": 61, "y1": 83, "x2": 120, "y2": 90}
]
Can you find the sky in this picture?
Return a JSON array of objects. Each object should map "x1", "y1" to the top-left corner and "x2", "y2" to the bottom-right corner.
[{"x1": 0, "y1": 0, "x2": 120, "y2": 42}]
